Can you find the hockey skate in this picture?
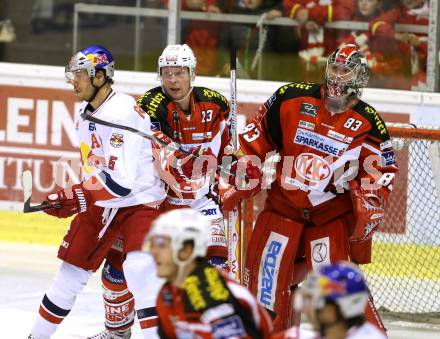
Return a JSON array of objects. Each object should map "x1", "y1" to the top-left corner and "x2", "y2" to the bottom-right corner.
[{"x1": 87, "y1": 328, "x2": 131, "y2": 339}]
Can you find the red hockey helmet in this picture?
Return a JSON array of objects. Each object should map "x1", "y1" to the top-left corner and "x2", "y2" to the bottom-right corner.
[{"x1": 324, "y1": 44, "x2": 370, "y2": 113}]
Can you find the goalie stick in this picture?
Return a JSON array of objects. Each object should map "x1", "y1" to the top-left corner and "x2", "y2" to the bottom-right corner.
[
  {"x1": 22, "y1": 170, "x2": 60, "y2": 213},
  {"x1": 227, "y1": 48, "x2": 242, "y2": 282}
]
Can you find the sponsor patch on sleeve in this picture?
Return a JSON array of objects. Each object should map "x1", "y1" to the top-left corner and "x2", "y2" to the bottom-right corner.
[{"x1": 381, "y1": 150, "x2": 396, "y2": 166}]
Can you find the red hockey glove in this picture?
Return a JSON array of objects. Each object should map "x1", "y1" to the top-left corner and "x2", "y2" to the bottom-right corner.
[
  {"x1": 44, "y1": 183, "x2": 91, "y2": 218},
  {"x1": 220, "y1": 161, "x2": 262, "y2": 212},
  {"x1": 151, "y1": 131, "x2": 216, "y2": 182},
  {"x1": 178, "y1": 146, "x2": 216, "y2": 180},
  {"x1": 349, "y1": 180, "x2": 384, "y2": 242}
]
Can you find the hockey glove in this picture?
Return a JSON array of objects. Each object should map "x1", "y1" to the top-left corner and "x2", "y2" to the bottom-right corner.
[
  {"x1": 178, "y1": 146, "x2": 216, "y2": 180},
  {"x1": 151, "y1": 131, "x2": 216, "y2": 183},
  {"x1": 44, "y1": 183, "x2": 91, "y2": 218},
  {"x1": 220, "y1": 161, "x2": 262, "y2": 212},
  {"x1": 349, "y1": 180, "x2": 384, "y2": 242}
]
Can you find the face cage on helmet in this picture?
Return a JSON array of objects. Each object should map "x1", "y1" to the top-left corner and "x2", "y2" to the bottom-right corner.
[{"x1": 325, "y1": 59, "x2": 364, "y2": 98}]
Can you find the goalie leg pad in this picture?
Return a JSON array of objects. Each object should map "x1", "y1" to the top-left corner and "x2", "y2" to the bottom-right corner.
[
  {"x1": 101, "y1": 252, "x2": 135, "y2": 331},
  {"x1": 243, "y1": 210, "x2": 305, "y2": 332},
  {"x1": 303, "y1": 216, "x2": 350, "y2": 271}
]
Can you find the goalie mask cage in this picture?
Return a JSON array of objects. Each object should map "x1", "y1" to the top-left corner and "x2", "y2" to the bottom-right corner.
[{"x1": 241, "y1": 123, "x2": 440, "y2": 322}]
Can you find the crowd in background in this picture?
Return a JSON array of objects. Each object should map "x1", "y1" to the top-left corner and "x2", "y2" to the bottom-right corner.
[
  {"x1": 175, "y1": 0, "x2": 429, "y2": 90},
  {"x1": 1, "y1": 0, "x2": 431, "y2": 90}
]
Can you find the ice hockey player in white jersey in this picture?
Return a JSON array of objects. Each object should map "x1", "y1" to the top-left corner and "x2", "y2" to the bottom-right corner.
[
  {"x1": 28, "y1": 45, "x2": 166, "y2": 339},
  {"x1": 289, "y1": 261, "x2": 387, "y2": 339}
]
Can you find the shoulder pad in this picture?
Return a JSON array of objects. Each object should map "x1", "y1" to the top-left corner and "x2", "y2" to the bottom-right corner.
[
  {"x1": 136, "y1": 87, "x2": 169, "y2": 119},
  {"x1": 277, "y1": 82, "x2": 321, "y2": 99},
  {"x1": 194, "y1": 87, "x2": 229, "y2": 110},
  {"x1": 354, "y1": 100, "x2": 389, "y2": 138}
]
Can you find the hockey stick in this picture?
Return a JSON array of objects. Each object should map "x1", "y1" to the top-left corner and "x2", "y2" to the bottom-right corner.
[
  {"x1": 22, "y1": 170, "x2": 60, "y2": 213},
  {"x1": 227, "y1": 48, "x2": 242, "y2": 282},
  {"x1": 81, "y1": 113, "x2": 191, "y2": 154},
  {"x1": 81, "y1": 113, "x2": 238, "y2": 178}
]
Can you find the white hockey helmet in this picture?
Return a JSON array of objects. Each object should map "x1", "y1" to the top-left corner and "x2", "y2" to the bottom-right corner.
[
  {"x1": 147, "y1": 208, "x2": 210, "y2": 264},
  {"x1": 158, "y1": 44, "x2": 197, "y2": 80},
  {"x1": 65, "y1": 44, "x2": 115, "y2": 83}
]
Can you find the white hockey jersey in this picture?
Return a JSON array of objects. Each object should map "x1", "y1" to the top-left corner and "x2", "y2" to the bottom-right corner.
[{"x1": 75, "y1": 90, "x2": 166, "y2": 208}]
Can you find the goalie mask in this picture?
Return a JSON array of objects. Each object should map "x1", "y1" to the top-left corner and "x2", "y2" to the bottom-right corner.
[
  {"x1": 295, "y1": 261, "x2": 369, "y2": 319},
  {"x1": 324, "y1": 44, "x2": 369, "y2": 113}
]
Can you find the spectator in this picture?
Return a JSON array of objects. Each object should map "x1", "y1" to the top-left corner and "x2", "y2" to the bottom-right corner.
[
  {"x1": 284, "y1": 0, "x2": 355, "y2": 81},
  {"x1": 218, "y1": 0, "x2": 283, "y2": 79},
  {"x1": 162, "y1": 0, "x2": 224, "y2": 75},
  {"x1": 338, "y1": 0, "x2": 403, "y2": 89},
  {"x1": 369, "y1": 0, "x2": 429, "y2": 90}
]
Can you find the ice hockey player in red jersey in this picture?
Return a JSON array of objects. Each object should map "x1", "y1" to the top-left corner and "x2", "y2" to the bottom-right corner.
[
  {"x1": 145, "y1": 208, "x2": 274, "y2": 339},
  {"x1": 28, "y1": 45, "x2": 167, "y2": 339},
  {"x1": 89, "y1": 44, "x2": 231, "y2": 338},
  {"x1": 290, "y1": 261, "x2": 387, "y2": 339},
  {"x1": 137, "y1": 44, "x2": 230, "y2": 266},
  {"x1": 222, "y1": 44, "x2": 398, "y2": 335}
]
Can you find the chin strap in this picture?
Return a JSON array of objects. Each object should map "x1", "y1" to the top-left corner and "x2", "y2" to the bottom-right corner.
[{"x1": 86, "y1": 77, "x2": 109, "y2": 102}]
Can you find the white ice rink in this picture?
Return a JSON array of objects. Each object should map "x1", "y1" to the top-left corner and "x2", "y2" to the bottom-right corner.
[{"x1": 1, "y1": 242, "x2": 439, "y2": 339}]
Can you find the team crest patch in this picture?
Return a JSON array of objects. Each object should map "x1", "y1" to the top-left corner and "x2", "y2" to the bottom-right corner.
[
  {"x1": 110, "y1": 133, "x2": 124, "y2": 148},
  {"x1": 300, "y1": 102, "x2": 319, "y2": 117}
]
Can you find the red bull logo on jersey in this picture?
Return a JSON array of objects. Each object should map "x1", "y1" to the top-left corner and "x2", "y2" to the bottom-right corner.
[{"x1": 110, "y1": 133, "x2": 124, "y2": 148}]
